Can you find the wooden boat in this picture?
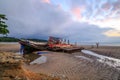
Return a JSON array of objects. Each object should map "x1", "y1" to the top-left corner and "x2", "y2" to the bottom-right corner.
[{"x1": 19, "y1": 37, "x2": 84, "y2": 53}]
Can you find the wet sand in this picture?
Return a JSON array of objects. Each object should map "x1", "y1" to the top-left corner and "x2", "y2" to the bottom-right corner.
[{"x1": 25, "y1": 51, "x2": 120, "y2": 80}]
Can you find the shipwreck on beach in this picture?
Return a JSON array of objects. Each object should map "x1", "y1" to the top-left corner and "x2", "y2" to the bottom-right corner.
[{"x1": 19, "y1": 36, "x2": 84, "y2": 53}]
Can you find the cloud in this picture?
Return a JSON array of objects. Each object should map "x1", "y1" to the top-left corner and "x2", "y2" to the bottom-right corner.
[
  {"x1": 64, "y1": 0, "x2": 120, "y2": 38},
  {"x1": 0, "y1": 0, "x2": 71, "y2": 37},
  {"x1": 89, "y1": 17, "x2": 120, "y2": 31},
  {"x1": 63, "y1": 21, "x2": 110, "y2": 42},
  {"x1": 42, "y1": 0, "x2": 50, "y2": 4},
  {"x1": 71, "y1": 7, "x2": 86, "y2": 20},
  {"x1": 112, "y1": 0, "x2": 120, "y2": 10},
  {"x1": 104, "y1": 29, "x2": 120, "y2": 37},
  {"x1": 64, "y1": 0, "x2": 120, "y2": 20},
  {"x1": 0, "y1": 0, "x2": 119, "y2": 43}
]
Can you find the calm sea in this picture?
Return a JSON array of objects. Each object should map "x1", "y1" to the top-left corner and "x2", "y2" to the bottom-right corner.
[{"x1": 78, "y1": 42, "x2": 120, "y2": 46}]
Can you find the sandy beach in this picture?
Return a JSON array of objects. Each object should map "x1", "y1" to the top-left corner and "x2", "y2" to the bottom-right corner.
[
  {"x1": 0, "y1": 43, "x2": 120, "y2": 80},
  {"x1": 25, "y1": 51, "x2": 120, "y2": 80},
  {"x1": 0, "y1": 43, "x2": 20, "y2": 52}
]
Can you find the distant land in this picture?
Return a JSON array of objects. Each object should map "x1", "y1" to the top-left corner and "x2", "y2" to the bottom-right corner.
[{"x1": 0, "y1": 37, "x2": 47, "y2": 42}]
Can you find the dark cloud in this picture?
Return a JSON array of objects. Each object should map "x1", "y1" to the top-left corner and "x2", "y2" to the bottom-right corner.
[
  {"x1": 0, "y1": 0, "x2": 71, "y2": 37},
  {"x1": 62, "y1": 22, "x2": 110, "y2": 42},
  {"x1": 0, "y1": 0, "x2": 116, "y2": 42}
]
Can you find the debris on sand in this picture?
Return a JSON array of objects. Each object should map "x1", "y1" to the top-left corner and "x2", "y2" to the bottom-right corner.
[{"x1": 0, "y1": 52, "x2": 60, "y2": 80}]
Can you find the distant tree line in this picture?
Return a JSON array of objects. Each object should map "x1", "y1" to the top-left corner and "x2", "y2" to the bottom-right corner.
[
  {"x1": 0, "y1": 37, "x2": 47, "y2": 42},
  {"x1": 0, "y1": 37, "x2": 19, "y2": 42}
]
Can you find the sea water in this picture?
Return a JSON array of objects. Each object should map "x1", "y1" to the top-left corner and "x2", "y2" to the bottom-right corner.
[
  {"x1": 78, "y1": 42, "x2": 120, "y2": 46},
  {"x1": 82, "y1": 50, "x2": 120, "y2": 69}
]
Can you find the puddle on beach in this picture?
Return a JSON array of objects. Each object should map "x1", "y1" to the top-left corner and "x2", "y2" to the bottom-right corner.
[
  {"x1": 30, "y1": 56, "x2": 47, "y2": 65},
  {"x1": 81, "y1": 50, "x2": 120, "y2": 69},
  {"x1": 37, "y1": 51, "x2": 49, "y2": 55}
]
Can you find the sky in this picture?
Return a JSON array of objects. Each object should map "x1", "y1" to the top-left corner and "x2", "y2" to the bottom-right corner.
[{"x1": 0, "y1": 0, "x2": 120, "y2": 43}]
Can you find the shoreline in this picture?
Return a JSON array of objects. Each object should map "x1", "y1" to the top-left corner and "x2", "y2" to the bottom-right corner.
[
  {"x1": 0, "y1": 42, "x2": 120, "y2": 46},
  {"x1": 0, "y1": 43, "x2": 120, "y2": 58}
]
